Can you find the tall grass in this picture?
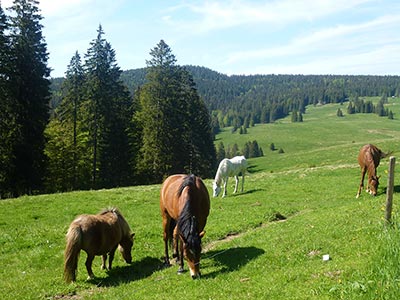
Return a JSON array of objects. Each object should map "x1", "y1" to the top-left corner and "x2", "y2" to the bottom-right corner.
[{"x1": 1, "y1": 98, "x2": 400, "y2": 299}]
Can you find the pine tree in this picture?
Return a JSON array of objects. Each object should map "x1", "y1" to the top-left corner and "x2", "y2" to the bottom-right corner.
[
  {"x1": 137, "y1": 40, "x2": 215, "y2": 182},
  {"x1": 83, "y1": 25, "x2": 132, "y2": 188},
  {"x1": 0, "y1": 4, "x2": 14, "y2": 197},
  {"x1": 44, "y1": 51, "x2": 89, "y2": 191},
  {"x1": 6, "y1": 0, "x2": 50, "y2": 195}
]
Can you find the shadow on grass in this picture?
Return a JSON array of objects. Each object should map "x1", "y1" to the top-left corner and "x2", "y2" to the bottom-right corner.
[
  {"x1": 381, "y1": 185, "x2": 400, "y2": 195},
  {"x1": 89, "y1": 256, "x2": 162, "y2": 287},
  {"x1": 202, "y1": 246, "x2": 265, "y2": 279},
  {"x1": 230, "y1": 188, "x2": 265, "y2": 197}
]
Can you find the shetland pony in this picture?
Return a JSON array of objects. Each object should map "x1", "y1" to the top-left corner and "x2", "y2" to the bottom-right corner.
[
  {"x1": 160, "y1": 174, "x2": 210, "y2": 279},
  {"x1": 213, "y1": 156, "x2": 247, "y2": 197},
  {"x1": 64, "y1": 208, "x2": 135, "y2": 282},
  {"x1": 356, "y1": 144, "x2": 391, "y2": 198}
]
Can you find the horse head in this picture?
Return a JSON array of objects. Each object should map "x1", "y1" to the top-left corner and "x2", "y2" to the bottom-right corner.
[
  {"x1": 119, "y1": 232, "x2": 135, "y2": 264},
  {"x1": 368, "y1": 175, "x2": 380, "y2": 196},
  {"x1": 212, "y1": 181, "x2": 221, "y2": 197},
  {"x1": 181, "y1": 230, "x2": 205, "y2": 279}
]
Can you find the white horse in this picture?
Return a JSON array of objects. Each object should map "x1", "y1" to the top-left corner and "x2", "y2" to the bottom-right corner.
[{"x1": 213, "y1": 156, "x2": 247, "y2": 197}]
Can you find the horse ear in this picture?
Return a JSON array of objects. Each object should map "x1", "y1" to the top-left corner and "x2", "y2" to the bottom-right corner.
[
  {"x1": 199, "y1": 231, "x2": 206, "y2": 238},
  {"x1": 131, "y1": 233, "x2": 135, "y2": 239}
]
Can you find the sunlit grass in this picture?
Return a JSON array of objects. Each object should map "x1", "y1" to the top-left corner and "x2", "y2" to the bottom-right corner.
[{"x1": 1, "y1": 98, "x2": 400, "y2": 299}]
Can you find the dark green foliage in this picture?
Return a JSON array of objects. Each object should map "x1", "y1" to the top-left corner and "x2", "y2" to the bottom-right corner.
[
  {"x1": 242, "y1": 140, "x2": 263, "y2": 158},
  {"x1": 337, "y1": 108, "x2": 344, "y2": 117},
  {"x1": 1, "y1": 0, "x2": 50, "y2": 197},
  {"x1": 120, "y1": 67, "x2": 400, "y2": 128},
  {"x1": 135, "y1": 40, "x2": 216, "y2": 183},
  {"x1": 44, "y1": 26, "x2": 133, "y2": 192}
]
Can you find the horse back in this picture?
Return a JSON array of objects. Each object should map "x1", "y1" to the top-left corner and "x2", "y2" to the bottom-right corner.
[
  {"x1": 358, "y1": 144, "x2": 382, "y2": 169},
  {"x1": 73, "y1": 212, "x2": 122, "y2": 255},
  {"x1": 160, "y1": 174, "x2": 210, "y2": 229},
  {"x1": 160, "y1": 174, "x2": 188, "y2": 220}
]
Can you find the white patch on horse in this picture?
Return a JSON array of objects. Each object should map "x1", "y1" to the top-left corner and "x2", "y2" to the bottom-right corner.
[{"x1": 213, "y1": 156, "x2": 247, "y2": 197}]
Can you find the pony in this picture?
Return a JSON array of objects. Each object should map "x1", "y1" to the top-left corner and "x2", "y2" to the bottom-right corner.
[
  {"x1": 63, "y1": 208, "x2": 135, "y2": 282},
  {"x1": 213, "y1": 156, "x2": 247, "y2": 197},
  {"x1": 160, "y1": 174, "x2": 210, "y2": 279},
  {"x1": 356, "y1": 144, "x2": 391, "y2": 198}
]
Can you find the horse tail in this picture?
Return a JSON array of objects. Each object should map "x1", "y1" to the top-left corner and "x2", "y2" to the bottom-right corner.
[{"x1": 64, "y1": 223, "x2": 82, "y2": 283}]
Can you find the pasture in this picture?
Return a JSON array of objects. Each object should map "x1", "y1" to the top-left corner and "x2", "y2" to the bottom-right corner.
[{"x1": 1, "y1": 98, "x2": 400, "y2": 299}]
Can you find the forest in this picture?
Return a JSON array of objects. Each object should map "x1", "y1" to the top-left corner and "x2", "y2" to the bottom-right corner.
[{"x1": 2, "y1": 0, "x2": 400, "y2": 199}]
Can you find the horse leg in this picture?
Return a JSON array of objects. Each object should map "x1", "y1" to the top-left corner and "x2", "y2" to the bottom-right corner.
[
  {"x1": 356, "y1": 167, "x2": 366, "y2": 198},
  {"x1": 233, "y1": 175, "x2": 239, "y2": 193},
  {"x1": 177, "y1": 238, "x2": 185, "y2": 274},
  {"x1": 108, "y1": 247, "x2": 118, "y2": 270},
  {"x1": 162, "y1": 216, "x2": 171, "y2": 266},
  {"x1": 223, "y1": 178, "x2": 228, "y2": 197},
  {"x1": 241, "y1": 173, "x2": 245, "y2": 192},
  {"x1": 85, "y1": 254, "x2": 95, "y2": 280},
  {"x1": 173, "y1": 226, "x2": 179, "y2": 262},
  {"x1": 101, "y1": 254, "x2": 107, "y2": 270}
]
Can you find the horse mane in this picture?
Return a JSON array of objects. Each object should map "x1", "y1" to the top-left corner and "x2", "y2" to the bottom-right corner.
[
  {"x1": 177, "y1": 174, "x2": 201, "y2": 255},
  {"x1": 177, "y1": 201, "x2": 201, "y2": 255},
  {"x1": 99, "y1": 207, "x2": 131, "y2": 234},
  {"x1": 177, "y1": 174, "x2": 196, "y2": 197}
]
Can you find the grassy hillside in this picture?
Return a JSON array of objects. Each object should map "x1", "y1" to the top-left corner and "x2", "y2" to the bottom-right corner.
[{"x1": 1, "y1": 98, "x2": 400, "y2": 299}]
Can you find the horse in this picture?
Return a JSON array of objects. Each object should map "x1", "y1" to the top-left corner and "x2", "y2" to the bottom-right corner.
[
  {"x1": 356, "y1": 144, "x2": 391, "y2": 198},
  {"x1": 63, "y1": 208, "x2": 135, "y2": 282},
  {"x1": 213, "y1": 156, "x2": 247, "y2": 197},
  {"x1": 160, "y1": 174, "x2": 210, "y2": 279}
]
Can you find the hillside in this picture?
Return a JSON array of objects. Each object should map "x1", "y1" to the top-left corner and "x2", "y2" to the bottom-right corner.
[
  {"x1": 1, "y1": 99, "x2": 400, "y2": 299},
  {"x1": 53, "y1": 67, "x2": 400, "y2": 125}
]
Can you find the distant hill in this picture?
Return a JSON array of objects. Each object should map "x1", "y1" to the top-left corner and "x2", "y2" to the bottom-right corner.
[{"x1": 52, "y1": 66, "x2": 400, "y2": 125}]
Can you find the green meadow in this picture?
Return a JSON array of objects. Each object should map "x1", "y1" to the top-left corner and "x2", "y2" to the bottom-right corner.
[{"x1": 1, "y1": 98, "x2": 400, "y2": 299}]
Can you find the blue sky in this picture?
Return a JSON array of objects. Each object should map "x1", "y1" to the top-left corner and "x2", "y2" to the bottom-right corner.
[{"x1": 3, "y1": 0, "x2": 400, "y2": 77}]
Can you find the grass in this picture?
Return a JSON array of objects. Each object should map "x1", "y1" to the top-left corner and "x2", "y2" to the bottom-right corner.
[{"x1": 1, "y1": 98, "x2": 400, "y2": 299}]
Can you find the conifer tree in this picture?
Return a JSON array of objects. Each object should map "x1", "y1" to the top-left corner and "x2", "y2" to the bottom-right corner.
[
  {"x1": 83, "y1": 25, "x2": 132, "y2": 188},
  {"x1": 0, "y1": 4, "x2": 14, "y2": 197},
  {"x1": 6, "y1": 0, "x2": 50, "y2": 195},
  {"x1": 44, "y1": 51, "x2": 90, "y2": 191},
  {"x1": 137, "y1": 40, "x2": 215, "y2": 182}
]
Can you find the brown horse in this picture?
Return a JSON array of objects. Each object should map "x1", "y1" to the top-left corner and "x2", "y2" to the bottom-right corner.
[
  {"x1": 64, "y1": 208, "x2": 135, "y2": 282},
  {"x1": 356, "y1": 144, "x2": 391, "y2": 198},
  {"x1": 160, "y1": 174, "x2": 210, "y2": 279}
]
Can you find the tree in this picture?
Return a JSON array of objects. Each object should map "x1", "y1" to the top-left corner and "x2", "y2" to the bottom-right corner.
[
  {"x1": 6, "y1": 0, "x2": 50, "y2": 196},
  {"x1": 0, "y1": 4, "x2": 14, "y2": 197},
  {"x1": 44, "y1": 51, "x2": 90, "y2": 191},
  {"x1": 136, "y1": 40, "x2": 216, "y2": 182},
  {"x1": 83, "y1": 25, "x2": 132, "y2": 188}
]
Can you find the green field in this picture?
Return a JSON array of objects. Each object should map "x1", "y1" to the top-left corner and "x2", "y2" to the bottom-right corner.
[{"x1": 1, "y1": 98, "x2": 400, "y2": 299}]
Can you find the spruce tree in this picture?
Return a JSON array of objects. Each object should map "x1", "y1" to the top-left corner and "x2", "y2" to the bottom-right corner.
[
  {"x1": 7, "y1": 0, "x2": 50, "y2": 195},
  {"x1": 0, "y1": 4, "x2": 14, "y2": 197},
  {"x1": 83, "y1": 25, "x2": 132, "y2": 188},
  {"x1": 44, "y1": 51, "x2": 90, "y2": 192},
  {"x1": 137, "y1": 40, "x2": 215, "y2": 182}
]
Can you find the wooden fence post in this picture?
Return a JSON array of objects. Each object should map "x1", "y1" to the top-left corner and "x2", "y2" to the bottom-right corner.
[{"x1": 385, "y1": 156, "x2": 396, "y2": 223}]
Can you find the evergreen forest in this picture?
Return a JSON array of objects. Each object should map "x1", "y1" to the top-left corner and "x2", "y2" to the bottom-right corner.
[{"x1": 1, "y1": 0, "x2": 400, "y2": 198}]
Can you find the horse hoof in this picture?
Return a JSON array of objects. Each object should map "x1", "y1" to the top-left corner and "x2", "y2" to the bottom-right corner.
[{"x1": 177, "y1": 268, "x2": 185, "y2": 274}]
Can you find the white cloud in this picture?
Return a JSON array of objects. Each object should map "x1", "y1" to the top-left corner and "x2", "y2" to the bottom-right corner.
[{"x1": 164, "y1": 0, "x2": 373, "y2": 33}]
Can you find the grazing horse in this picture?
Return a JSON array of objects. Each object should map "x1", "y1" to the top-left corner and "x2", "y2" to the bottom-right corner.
[
  {"x1": 356, "y1": 144, "x2": 391, "y2": 198},
  {"x1": 160, "y1": 174, "x2": 210, "y2": 279},
  {"x1": 64, "y1": 208, "x2": 135, "y2": 282},
  {"x1": 213, "y1": 156, "x2": 247, "y2": 197}
]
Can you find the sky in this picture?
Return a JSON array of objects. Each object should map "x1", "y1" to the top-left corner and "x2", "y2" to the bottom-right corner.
[{"x1": 2, "y1": 0, "x2": 400, "y2": 78}]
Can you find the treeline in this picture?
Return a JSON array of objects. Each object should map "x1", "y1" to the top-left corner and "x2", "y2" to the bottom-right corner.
[
  {"x1": 119, "y1": 67, "x2": 400, "y2": 131},
  {"x1": 0, "y1": 1, "x2": 215, "y2": 198}
]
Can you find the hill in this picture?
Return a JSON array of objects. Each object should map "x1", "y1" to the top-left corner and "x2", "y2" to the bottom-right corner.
[
  {"x1": 1, "y1": 99, "x2": 400, "y2": 299},
  {"x1": 53, "y1": 67, "x2": 400, "y2": 126}
]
